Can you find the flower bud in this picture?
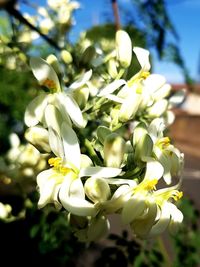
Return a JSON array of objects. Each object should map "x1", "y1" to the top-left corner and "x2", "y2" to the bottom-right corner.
[
  {"x1": 81, "y1": 46, "x2": 96, "y2": 64},
  {"x1": 147, "y1": 99, "x2": 168, "y2": 118},
  {"x1": 116, "y1": 30, "x2": 132, "y2": 68},
  {"x1": 134, "y1": 134, "x2": 153, "y2": 162},
  {"x1": 60, "y1": 50, "x2": 73, "y2": 64},
  {"x1": 25, "y1": 126, "x2": 51, "y2": 153},
  {"x1": 84, "y1": 177, "x2": 111, "y2": 203},
  {"x1": 104, "y1": 133, "x2": 125, "y2": 168},
  {"x1": 97, "y1": 126, "x2": 111, "y2": 144},
  {"x1": 107, "y1": 58, "x2": 118, "y2": 79},
  {"x1": 72, "y1": 86, "x2": 89, "y2": 109},
  {"x1": 87, "y1": 216, "x2": 110, "y2": 241},
  {"x1": 46, "y1": 54, "x2": 61, "y2": 76}
]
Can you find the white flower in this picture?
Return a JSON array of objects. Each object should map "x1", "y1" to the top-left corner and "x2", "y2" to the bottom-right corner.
[
  {"x1": 98, "y1": 39, "x2": 171, "y2": 122},
  {"x1": 25, "y1": 57, "x2": 88, "y2": 129},
  {"x1": 37, "y1": 123, "x2": 121, "y2": 217}
]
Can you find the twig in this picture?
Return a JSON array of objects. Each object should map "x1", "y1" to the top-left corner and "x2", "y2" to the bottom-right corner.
[{"x1": 111, "y1": 0, "x2": 121, "y2": 31}]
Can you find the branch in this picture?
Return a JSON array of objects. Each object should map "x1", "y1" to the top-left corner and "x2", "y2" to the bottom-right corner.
[
  {"x1": 5, "y1": 6, "x2": 61, "y2": 51},
  {"x1": 111, "y1": 0, "x2": 121, "y2": 31}
]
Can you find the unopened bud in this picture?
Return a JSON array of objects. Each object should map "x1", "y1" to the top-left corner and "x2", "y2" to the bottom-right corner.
[
  {"x1": 116, "y1": 30, "x2": 132, "y2": 68},
  {"x1": 72, "y1": 86, "x2": 89, "y2": 109},
  {"x1": 60, "y1": 50, "x2": 73, "y2": 64},
  {"x1": 25, "y1": 126, "x2": 51, "y2": 153},
  {"x1": 46, "y1": 54, "x2": 61, "y2": 75},
  {"x1": 81, "y1": 46, "x2": 96, "y2": 64},
  {"x1": 104, "y1": 133, "x2": 125, "y2": 168},
  {"x1": 84, "y1": 177, "x2": 111, "y2": 203}
]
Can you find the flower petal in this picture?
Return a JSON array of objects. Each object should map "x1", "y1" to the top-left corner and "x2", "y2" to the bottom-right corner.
[
  {"x1": 144, "y1": 158, "x2": 164, "y2": 181},
  {"x1": 61, "y1": 123, "x2": 81, "y2": 169},
  {"x1": 24, "y1": 93, "x2": 47, "y2": 127},
  {"x1": 30, "y1": 57, "x2": 61, "y2": 92},
  {"x1": 133, "y1": 47, "x2": 151, "y2": 71},
  {"x1": 48, "y1": 127, "x2": 64, "y2": 158},
  {"x1": 79, "y1": 166, "x2": 121, "y2": 179},
  {"x1": 69, "y1": 70, "x2": 92, "y2": 90},
  {"x1": 45, "y1": 104, "x2": 62, "y2": 136},
  {"x1": 59, "y1": 178, "x2": 97, "y2": 217},
  {"x1": 55, "y1": 93, "x2": 84, "y2": 128},
  {"x1": 98, "y1": 79, "x2": 126, "y2": 97},
  {"x1": 122, "y1": 196, "x2": 146, "y2": 224}
]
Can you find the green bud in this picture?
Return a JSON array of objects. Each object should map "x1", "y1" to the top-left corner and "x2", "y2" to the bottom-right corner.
[
  {"x1": 84, "y1": 177, "x2": 111, "y2": 203},
  {"x1": 132, "y1": 122, "x2": 147, "y2": 146},
  {"x1": 81, "y1": 46, "x2": 96, "y2": 64},
  {"x1": 134, "y1": 134, "x2": 153, "y2": 162},
  {"x1": 97, "y1": 126, "x2": 111, "y2": 144},
  {"x1": 87, "y1": 216, "x2": 110, "y2": 241},
  {"x1": 72, "y1": 86, "x2": 89, "y2": 109},
  {"x1": 104, "y1": 133, "x2": 125, "y2": 168},
  {"x1": 116, "y1": 30, "x2": 132, "y2": 68},
  {"x1": 107, "y1": 58, "x2": 118, "y2": 79}
]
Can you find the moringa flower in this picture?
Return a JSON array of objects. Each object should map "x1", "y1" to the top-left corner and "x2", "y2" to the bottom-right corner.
[
  {"x1": 37, "y1": 122, "x2": 121, "y2": 216},
  {"x1": 25, "y1": 57, "x2": 89, "y2": 129}
]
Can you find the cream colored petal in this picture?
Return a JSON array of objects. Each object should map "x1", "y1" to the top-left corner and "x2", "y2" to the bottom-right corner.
[
  {"x1": 133, "y1": 47, "x2": 151, "y2": 71},
  {"x1": 144, "y1": 158, "x2": 164, "y2": 181},
  {"x1": 122, "y1": 197, "x2": 146, "y2": 224},
  {"x1": 79, "y1": 166, "x2": 121, "y2": 179},
  {"x1": 48, "y1": 127, "x2": 64, "y2": 158},
  {"x1": 98, "y1": 79, "x2": 126, "y2": 97},
  {"x1": 61, "y1": 123, "x2": 81, "y2": 170},
  {"x1": 69, "y1": 178, "x2": 85, "y2": 199},
  {"x1": 59, "y1": 178, "x2": 97, "y2": 217},
  {"x1": 55, "y1": 93, "x2": 84, "y2": 128},
  {"x1": 69, "y1": 70, "x2": 92, "y2": 90},
  {"x1": 116, "y1": 30, "x2": 132, "y2": 68},
  {"x1": 30, "y1": 57, "x2": 61, "y2": 92},
  {"x1": 24, "y1": 93, "x2": 47, "y2": 127},
  {"x1": 148, "y1": 203, "x2": 171, "y2": 237},
  {"x1": 45, "y1": 104, "x2": 62, "y2": 136}
]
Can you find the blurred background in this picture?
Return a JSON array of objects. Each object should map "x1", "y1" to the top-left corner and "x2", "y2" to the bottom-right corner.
[{"x1": 0, "y1": 0, "x2": 200, "y2": 266}]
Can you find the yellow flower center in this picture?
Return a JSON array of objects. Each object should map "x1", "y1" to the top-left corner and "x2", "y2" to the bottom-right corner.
[
  {"x1": 48, "y1": 157, "x2": 71, "y2": 175},
  {"x1": 156, "y1": 137, "x2": 170, "y2": 150},
  {"x1": 141, "y1": 71, "x2": 150, "y2": 79},
  {"x1": 135, "y1": 178, "x2": 158, "y2": 194}
]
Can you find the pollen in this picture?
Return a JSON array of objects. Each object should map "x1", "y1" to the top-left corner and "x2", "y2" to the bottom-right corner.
[{"x1": 42, "y1": 78, "x2": 56, "y2": 91}]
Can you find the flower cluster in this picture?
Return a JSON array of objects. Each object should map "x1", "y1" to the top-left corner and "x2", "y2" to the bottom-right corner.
[{"x1": 24, "y1": 30, "x2": 184, "y2": 242}]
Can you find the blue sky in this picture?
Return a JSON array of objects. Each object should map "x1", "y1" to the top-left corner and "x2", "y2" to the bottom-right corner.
[
  {"x1": 73, "y1": 0, "x2": 200, "y2": 83},
  {"x1": 21, "y1": 0, "x2": 200, "y2": 83}
]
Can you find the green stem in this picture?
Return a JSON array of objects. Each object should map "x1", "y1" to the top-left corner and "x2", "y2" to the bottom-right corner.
[
  {"x1": 157, "y1": 236, "x2": 171, "y2": 267},
  {"x1": 82, "y1": 138, "x2": 103, "y2": 166}
]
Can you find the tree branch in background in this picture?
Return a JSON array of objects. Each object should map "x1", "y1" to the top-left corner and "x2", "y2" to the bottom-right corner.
[
  {"x1": 111, "y1": 0, "x2": 120, "y2": 31},
  {"x1": 1, "y1": 0, "x2": 61, "y2": 51}
]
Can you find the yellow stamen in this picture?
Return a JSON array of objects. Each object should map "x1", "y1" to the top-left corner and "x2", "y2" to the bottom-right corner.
[
  {"x1": 48, "y1": 157, "x2": 71, "y2": 175},
  {"x1": 143, "y1": 179, "x2": 158, "y2": 191},
  {"x1": 141, "y1": 71, "x2": 150, "y2": 79},
  {"x1": 173, "y1": 191, "x2": 183, "y2": 201},
  {"x1": 135, "y1": 179, "x2": 158, "y2": 194},
  {"x1": 156, "y1": 137, "x2": 170, "y2": 149}
]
